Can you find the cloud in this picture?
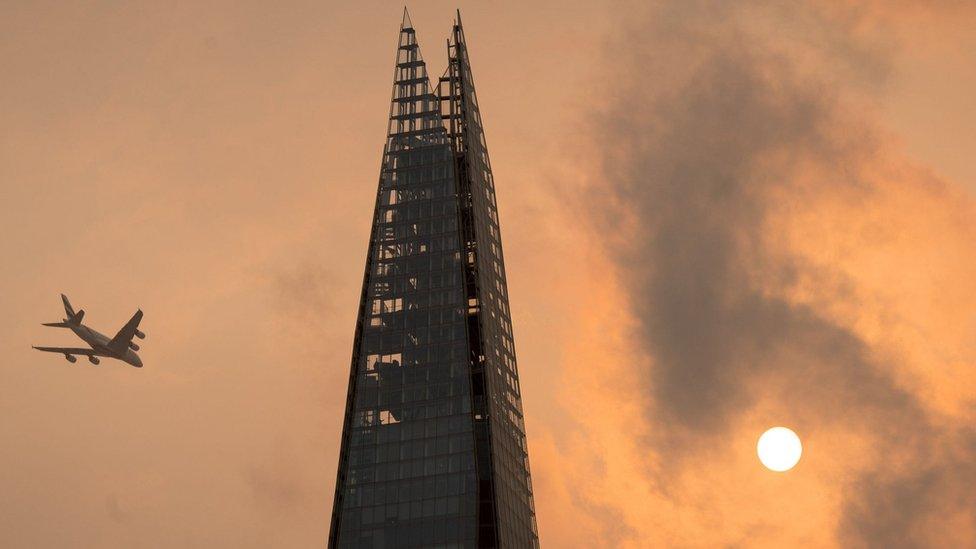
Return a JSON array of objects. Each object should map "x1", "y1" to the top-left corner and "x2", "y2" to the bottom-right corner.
[
  {"x1": 553, "y1": 0, "x2": 976, "y2": 545},
  {"x1": 593, "y1": 0, "x2": 896, "y2": 441},
  {"x1": 272, "y1": 262, "x2": 337, "y2": 326}
]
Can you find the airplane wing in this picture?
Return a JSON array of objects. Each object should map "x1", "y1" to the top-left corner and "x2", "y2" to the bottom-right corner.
[
  {"x1": 108, "y1": 309, "x2": 143, "y2": 353},
  {"x1": 32, "y1": 346, "x2": 99, "y2": 356}
]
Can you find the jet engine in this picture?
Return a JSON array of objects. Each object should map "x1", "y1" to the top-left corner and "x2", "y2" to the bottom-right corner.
[
  {"x1": 129, "y1": 342, "x2": 140, "y2": 351},
  {"x1": 135, "y1": 329, "x2": 146, "y2": 339},
  {"x1": 89, "y1": 356, "x2": 100, "y2": 365},
  {"x1": 65, "y1": 354, "x2": 77, "y2": 363}
]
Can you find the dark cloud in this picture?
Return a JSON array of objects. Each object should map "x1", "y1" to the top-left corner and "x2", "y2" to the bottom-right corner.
[
  {"x1": 595, "y1": 0, "x2": 883, "y2": 435},
  {"x1": 272, "y1": 262, "x2": 337, "y2": 326},
  {"x1": 585, "y1": 0, "x2": 975, "y2": 545},
  {"x1": 839, "y1": 428, "x2": 976, "y2": 547}
]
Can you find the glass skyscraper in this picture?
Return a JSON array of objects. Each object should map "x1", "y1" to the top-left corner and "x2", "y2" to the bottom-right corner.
[{"x1": 328, "y1": 11, "x2": 539, "y2": 549}]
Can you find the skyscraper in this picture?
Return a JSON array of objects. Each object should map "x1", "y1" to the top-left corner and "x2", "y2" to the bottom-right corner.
[{"x1": 328, "y1": 11, "x2": 539, "y2": 549}]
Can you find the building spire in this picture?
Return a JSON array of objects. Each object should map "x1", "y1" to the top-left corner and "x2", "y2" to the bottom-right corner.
[
  {"x1": 386, "y1": 9, "x2": 445, "y2": 149},
  {"x1": 400, "y1": 6, "x2": 413, "y2": 30}
]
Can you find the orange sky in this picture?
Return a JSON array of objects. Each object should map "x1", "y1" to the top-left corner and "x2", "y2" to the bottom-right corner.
[{"x1": 1, "y1": 1, "x2": 974, "y2": 547}]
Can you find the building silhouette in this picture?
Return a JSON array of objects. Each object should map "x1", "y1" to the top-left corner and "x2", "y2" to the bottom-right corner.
[{"x1": 328, "y1": 10, "x2": 539, "y2": 549}]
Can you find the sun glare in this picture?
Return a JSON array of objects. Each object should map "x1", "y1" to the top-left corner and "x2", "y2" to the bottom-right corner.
[{"x1": 757, "y1": 427, "x2": 802, "y2": 472}]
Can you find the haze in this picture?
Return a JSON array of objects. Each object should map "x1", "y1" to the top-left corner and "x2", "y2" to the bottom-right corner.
[{"x1": 2, "y1": 1, "x2": 974, "y2": 547}]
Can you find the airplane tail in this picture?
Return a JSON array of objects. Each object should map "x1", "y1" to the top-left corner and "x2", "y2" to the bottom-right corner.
[{"x1": 52, "y1": 294, "x2": 84, "y2": 326}]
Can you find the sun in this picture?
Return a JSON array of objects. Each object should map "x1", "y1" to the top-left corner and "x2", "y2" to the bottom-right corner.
[{"x1": 757, "y1": 427, "x2": 802, "y2": 472}]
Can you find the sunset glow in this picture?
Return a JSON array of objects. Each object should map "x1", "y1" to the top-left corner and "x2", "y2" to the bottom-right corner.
[{"x1": 2, "y1": 2, "x2": 975, "y2": 547}]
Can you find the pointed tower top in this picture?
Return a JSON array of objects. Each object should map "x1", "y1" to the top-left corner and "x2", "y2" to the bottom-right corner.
[
  {"x1": 401, "y1": 7, "x2": 413, "y2": 30},
  {"x1": 452, "y1": 9, "x2": 467, "y2": 47}
]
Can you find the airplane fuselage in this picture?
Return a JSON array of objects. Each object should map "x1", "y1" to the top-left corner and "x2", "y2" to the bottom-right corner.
[{"x1": 69, "y1": 322, "x2": 143, "y2": 367}]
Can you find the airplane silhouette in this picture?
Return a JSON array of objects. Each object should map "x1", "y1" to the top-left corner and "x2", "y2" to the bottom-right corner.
[{"x1": 33, "y1": 294, "x2": 144, "y2": 367}]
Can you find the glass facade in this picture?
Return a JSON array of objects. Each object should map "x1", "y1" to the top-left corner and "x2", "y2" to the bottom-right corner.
[{"x1": 330, "y1": 12, "x2": 537, "y2": 548}]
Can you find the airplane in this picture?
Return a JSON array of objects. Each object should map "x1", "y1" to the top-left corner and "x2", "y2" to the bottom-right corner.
[{"x1": 32, "y1": 294, "x2": 145, "y2": 368}]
